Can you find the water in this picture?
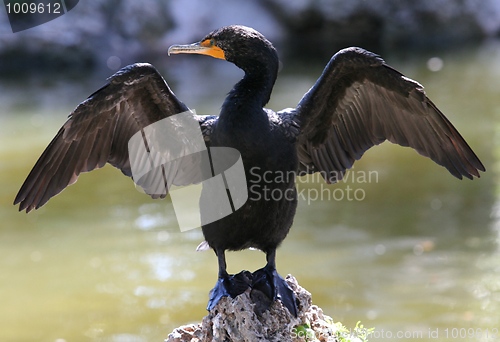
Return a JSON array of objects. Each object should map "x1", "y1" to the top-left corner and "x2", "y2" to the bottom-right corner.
[{"x1": 1, "y1": 41, "x2": 499, "y2": 341}]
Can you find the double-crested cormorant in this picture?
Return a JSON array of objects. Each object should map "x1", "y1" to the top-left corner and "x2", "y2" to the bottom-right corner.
[{"x1": 14, "y1": 25, "x2": 484, "y2": 317}]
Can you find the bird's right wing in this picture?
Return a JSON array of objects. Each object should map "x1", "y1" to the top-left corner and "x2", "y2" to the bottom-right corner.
[
  {"x1": 282, "y1": 47, "x2": 484, "y2": 182},
  {"x1": 14, "y1": 63, "x2": 217, "y2": 213}
]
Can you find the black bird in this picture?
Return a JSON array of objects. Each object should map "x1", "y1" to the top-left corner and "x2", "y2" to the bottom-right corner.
[{"x1": 14, "y1": 25, "x2": 484, "y2": 317}]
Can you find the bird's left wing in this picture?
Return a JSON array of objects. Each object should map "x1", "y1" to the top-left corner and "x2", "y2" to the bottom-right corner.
[
  {"x1": 14, "y1": 63, "x2": 217, "y2": 212},
  {"x1": 279, "y1": 47, "x2": 484, "y2": 182}
]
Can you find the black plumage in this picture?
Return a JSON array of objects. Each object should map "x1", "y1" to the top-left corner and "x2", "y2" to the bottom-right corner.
[{"x1": 14, "y1": 25, "x2": 484, "y2": 316}]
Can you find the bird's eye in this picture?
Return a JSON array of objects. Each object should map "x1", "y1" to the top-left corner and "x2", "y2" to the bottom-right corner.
[{"x1": 210, "y1": 39, "x2": 215, "y2": 46}]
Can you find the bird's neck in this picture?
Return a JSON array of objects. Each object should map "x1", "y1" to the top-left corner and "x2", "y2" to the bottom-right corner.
[{"x1": 220, "y1": 62, "x2": 278, "y2": 123}]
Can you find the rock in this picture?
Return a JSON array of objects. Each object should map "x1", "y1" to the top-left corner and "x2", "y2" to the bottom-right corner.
[
  {"x1": 166, "y1": 275, "x2": 341, "y2": 342},
  {"x1": 260, "y1": 0, "x2": 500, "y2": 59},
  {"x1": 4, "y1": 0, "x2": 500, "y2": 76}
]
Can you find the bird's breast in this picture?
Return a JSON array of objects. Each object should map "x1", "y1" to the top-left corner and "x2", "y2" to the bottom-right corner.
[{"x1": 202, "y1": 123, "x2": 298, "y2": 251}]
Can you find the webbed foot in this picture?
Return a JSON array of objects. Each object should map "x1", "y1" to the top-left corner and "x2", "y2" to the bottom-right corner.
[
  {"x1": 207, "y1": 270, "x2": 252, "y2": 311},
  {"x1": 252, "y1": 265, "x2": 298, "y2": 317}
]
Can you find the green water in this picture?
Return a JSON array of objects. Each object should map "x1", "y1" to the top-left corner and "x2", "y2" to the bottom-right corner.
[{"x1": 1, "y1": 41, "x2": 499, "y2": 341}]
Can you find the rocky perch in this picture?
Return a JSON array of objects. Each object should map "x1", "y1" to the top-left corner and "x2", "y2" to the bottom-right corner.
[{"x1": 166, "y1": 275, "x2": 344, "y2": 342}]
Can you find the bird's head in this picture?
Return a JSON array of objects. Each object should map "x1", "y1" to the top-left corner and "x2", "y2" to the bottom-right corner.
[{"x1": 168, "y1": 25, "x2": 279, "y2": 76}]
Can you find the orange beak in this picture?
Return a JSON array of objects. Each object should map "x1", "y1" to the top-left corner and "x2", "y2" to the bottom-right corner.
[{"x1": 168, "y1": 40, "x2": 225, "y2": 60}]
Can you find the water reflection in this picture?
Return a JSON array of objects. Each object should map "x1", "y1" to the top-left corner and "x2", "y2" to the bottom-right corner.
[{"x1": 1, "y1": 41, "x2": 499, "y2": 341}]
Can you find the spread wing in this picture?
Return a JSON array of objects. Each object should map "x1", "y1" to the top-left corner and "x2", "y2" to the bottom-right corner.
[
  {"x1": 280, "y1": 47, "x2": 484, "y2": 182},
  {"x1": 14, "y1": 63, "x2": 217, "y2": 213}
]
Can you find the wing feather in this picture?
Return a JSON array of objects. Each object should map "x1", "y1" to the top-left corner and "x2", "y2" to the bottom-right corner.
[
  {"x1": 281, "y1": 47, "x2": 484, "y2": 182},
  {"x1": 15, "y1": 63, "x2": 217, "y2": 212}
]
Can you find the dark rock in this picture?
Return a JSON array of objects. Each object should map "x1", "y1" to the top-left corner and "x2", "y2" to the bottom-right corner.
[{"x1": 3, "y1": 1, "x2": 500, "y2": 77}]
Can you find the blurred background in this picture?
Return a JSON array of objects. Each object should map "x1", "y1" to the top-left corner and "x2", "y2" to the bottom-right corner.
[{"x1": 1, "y1": 0, "x2": 499, "y2": 341}]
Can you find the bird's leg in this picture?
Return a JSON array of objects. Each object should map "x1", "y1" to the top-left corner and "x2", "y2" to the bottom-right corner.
[
  {"x1": 207, "y1": 248, "x2": 252, "y2": 311},
  {"x1": 216, "y1": 247, "x2": 229, "y2": 279},
  {"x1": 207, "y1": 248, "x2": 229, "y2": 311},
  {"x1": 252, "y1": 249, "x2": 298, "y2": 317}
]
